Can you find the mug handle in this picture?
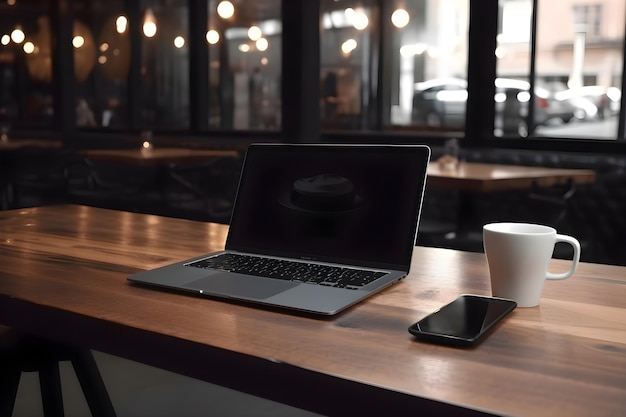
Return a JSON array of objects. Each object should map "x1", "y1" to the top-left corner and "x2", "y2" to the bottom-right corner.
[{"x1": 547, "y1": 234, "x2": 581, "y2": 280}]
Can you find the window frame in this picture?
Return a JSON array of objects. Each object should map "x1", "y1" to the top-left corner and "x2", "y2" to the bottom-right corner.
[{"x1": 2, "y1": 0, "x2": 626, "y2": 153}]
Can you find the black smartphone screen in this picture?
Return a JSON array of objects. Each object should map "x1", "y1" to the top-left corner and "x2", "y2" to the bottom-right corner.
[{"x1": 408, "y1": 295, "x2": 517, "y2": 346}]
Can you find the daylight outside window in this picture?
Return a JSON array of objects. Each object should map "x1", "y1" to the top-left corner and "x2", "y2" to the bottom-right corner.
[
  {"x1": 497, "y1": 0, "x2": 624, "y2": 140},
  {"x1": 395, "y1": 0, "x2": 469, "y2": 132}
]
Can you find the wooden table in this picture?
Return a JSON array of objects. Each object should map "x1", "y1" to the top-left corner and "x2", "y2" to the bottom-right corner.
[
  {"x1": 80, "y1": 148, "x2": 239, "y2": 167},
  {"x1": 1, "y1": 205, "x2": 625, "y2": 417},
  {"x1": 425, "y1": 162, "x2": 597, "y2": 236},
  {"x1": 80, "y1": 147, "x2": 241, "y2": 201},
  {"x1": 0, "y1": 138, "x2": 65, "y2": 209},
  {"x1": 0, "y1": 138, "x2": 63, "y2": 151},
  {"x1": 427, "y1": 161, "x2": 596, "y2": 192}
]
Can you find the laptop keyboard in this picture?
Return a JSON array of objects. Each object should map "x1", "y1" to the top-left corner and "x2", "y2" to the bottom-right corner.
[{"x1": 186, "y1": 253, "x2": 386, "y2": 290}]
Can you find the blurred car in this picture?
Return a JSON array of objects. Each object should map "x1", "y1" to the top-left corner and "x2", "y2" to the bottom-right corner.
[
  {"x1": 411, "y1": 77, "x2": 576, "y2": 136},
  {"x1": 554, "y1": 86, "x2": 621, "y2": 120},
  {"x1": 411, "y1": 78, "x2": 468, "y2": 128}
]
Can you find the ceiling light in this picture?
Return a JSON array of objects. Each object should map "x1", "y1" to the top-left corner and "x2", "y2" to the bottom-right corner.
[
  {"x1": 23, "y1": 41, "x2": 35, "y2": 54},
  {"x1": 206, "y1": 30, "x2": 220, "y2": 44},
  {"x1": 174, "y1": 36, "x2": 185, "y2": 48},
  {"x1": 11, "y1": 26, "x2": 25, "y2": 44},
  {"x1": 248, "y1": 26, "x2": 262, "y2": 41},
  {"x1": 217, "y1": 1, "x2": 235, "y2": 19},
  {"x1": 116, "y1": 16, "x2": 128, "y2": 34},
  {"x1": 341, "y1": 38, "x2": 357, "y2": 54},
  {"x1": 391, "y1": 9, "x2": 410, "y2": 28},
  {"x1": 256, "y1": 37, "x2": 268, "y2": 51},
  {"x1": 143, "y1": 9, "x2": 157, "y2": 38},
  {"x1": 352, "y1": 10, "x2": 369, "y2": 30},
  {"x1": 73, "y1": 36, "x2": 85, "y2": 48}
]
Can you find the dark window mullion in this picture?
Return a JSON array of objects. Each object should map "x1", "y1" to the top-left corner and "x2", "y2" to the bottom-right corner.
[
  {"x1": 526, "y1": 0, "x2": 538, "y2": 136},
  {"x1": 50, "y1": 0, "x2": 76, "y2": 138},
  {"x1": 127, "y1": 0, "x2": 143, "y2": 130},
  {"x1": 281, "y1": 0, "x2": 320, "y2": 143},
  {"x1": 189, "y1": 1, "x2": 209, "y2": 132},
  {"x1": 466, "y1": 0, "x2": 498, "y2": 143},
  {"x1": 377, "y1": 0, "x2": 393, "y2": 131},
  {"x1": 618, "y1": 4, "x2": 626, "y2": 140}
]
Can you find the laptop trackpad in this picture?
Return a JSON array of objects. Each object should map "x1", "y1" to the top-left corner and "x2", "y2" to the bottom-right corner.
[{"x1": 183, "y1": 273, "x2": 297, "y2": 300}]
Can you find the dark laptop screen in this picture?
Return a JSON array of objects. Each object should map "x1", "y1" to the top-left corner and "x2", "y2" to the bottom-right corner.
[{"x1": 226, "y1": 144, "x2": 430, "y2": 271}]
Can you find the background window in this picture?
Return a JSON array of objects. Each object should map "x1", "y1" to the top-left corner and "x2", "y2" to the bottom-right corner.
[
  {"x1": 320, "y1": 0, "x2": 469, "y2": 133},
  {"x1": 0, "y1": 0, "x2": 53, "y2": 132},
  {"x1": 208, "y1": 0, "x2": 282, "y2": 131},
  {"x1": 398, "y1": 0, "x2": 469, "y2": 132},
  {"x1": 573, "y1": 4, "x2": 603, "y2": 37},
  {"x1": 139, "y1": 0, "x2": 190, "y2": 130},
  {"x1": 74, "y1": 0, "x2": 129, "y2": 129},
  {"x1": 320, "y1": 1, "x2": 375, "y2": 130},
  {"x1": 497, "y1": 0, "x2": 624, "y2": 140}
]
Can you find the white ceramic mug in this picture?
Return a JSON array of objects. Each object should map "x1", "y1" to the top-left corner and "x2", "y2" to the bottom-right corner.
[{"x1": 483, "y1": 222, "x2": 581, "y2": 307}]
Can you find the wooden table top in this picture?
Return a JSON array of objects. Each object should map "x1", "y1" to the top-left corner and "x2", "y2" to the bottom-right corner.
[
  {"x1": 427, "y1": 161, "x2": 597, "y2": 192},
  {"x1": 0, "y1": 205, "x2": 624, "y2": 417},
  {"x1": 81, "y1": 147, "x2": 239, "y2": 166}
]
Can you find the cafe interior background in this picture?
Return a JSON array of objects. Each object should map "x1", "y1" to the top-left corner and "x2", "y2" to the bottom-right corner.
[{"x1": 1, "y1": 0, "x2": 625, "y2": 266}]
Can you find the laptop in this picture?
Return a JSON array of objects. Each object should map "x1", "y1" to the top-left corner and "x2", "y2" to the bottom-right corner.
[{"x1": 128, "y1": 143, "x2": 431, "y2": 315}]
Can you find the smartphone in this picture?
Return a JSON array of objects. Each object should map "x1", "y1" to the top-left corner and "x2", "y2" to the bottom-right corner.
[{"x1": 408, "y1": 294, "x2": 517, "y2": 347}]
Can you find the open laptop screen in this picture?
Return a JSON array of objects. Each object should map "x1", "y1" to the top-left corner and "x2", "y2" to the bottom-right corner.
[{"x1": 226, "y1": 144, "x2": 430, "y2": 271}]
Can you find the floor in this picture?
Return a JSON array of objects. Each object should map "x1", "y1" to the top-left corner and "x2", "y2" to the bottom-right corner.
[{"x1": 11, "y1": 351, "x2": 325, "y2": 417}]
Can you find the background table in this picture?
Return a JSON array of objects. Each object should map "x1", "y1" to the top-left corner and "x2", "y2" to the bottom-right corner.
[
  {"x1": 0, "y1": 138, "x2": 63, "y2": 151},
  {"x1": 79, "y1": 148, "x2": 242, "y2": 214},
  {"x1": 424, "y1": 162, "x2": 597, "y2": 241},
  {"x1": 0, "y1": 205, "x2": 624, "y2": 417},
  {"x1": 426, "y1": 161, "x2": 596, "y2": 192},
  {"x1": 80, "y1": 148, "x2": 239, "y2": 166},
  {"x1": 0, "y1": 139, "x2": 65, "y2": 209}
]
